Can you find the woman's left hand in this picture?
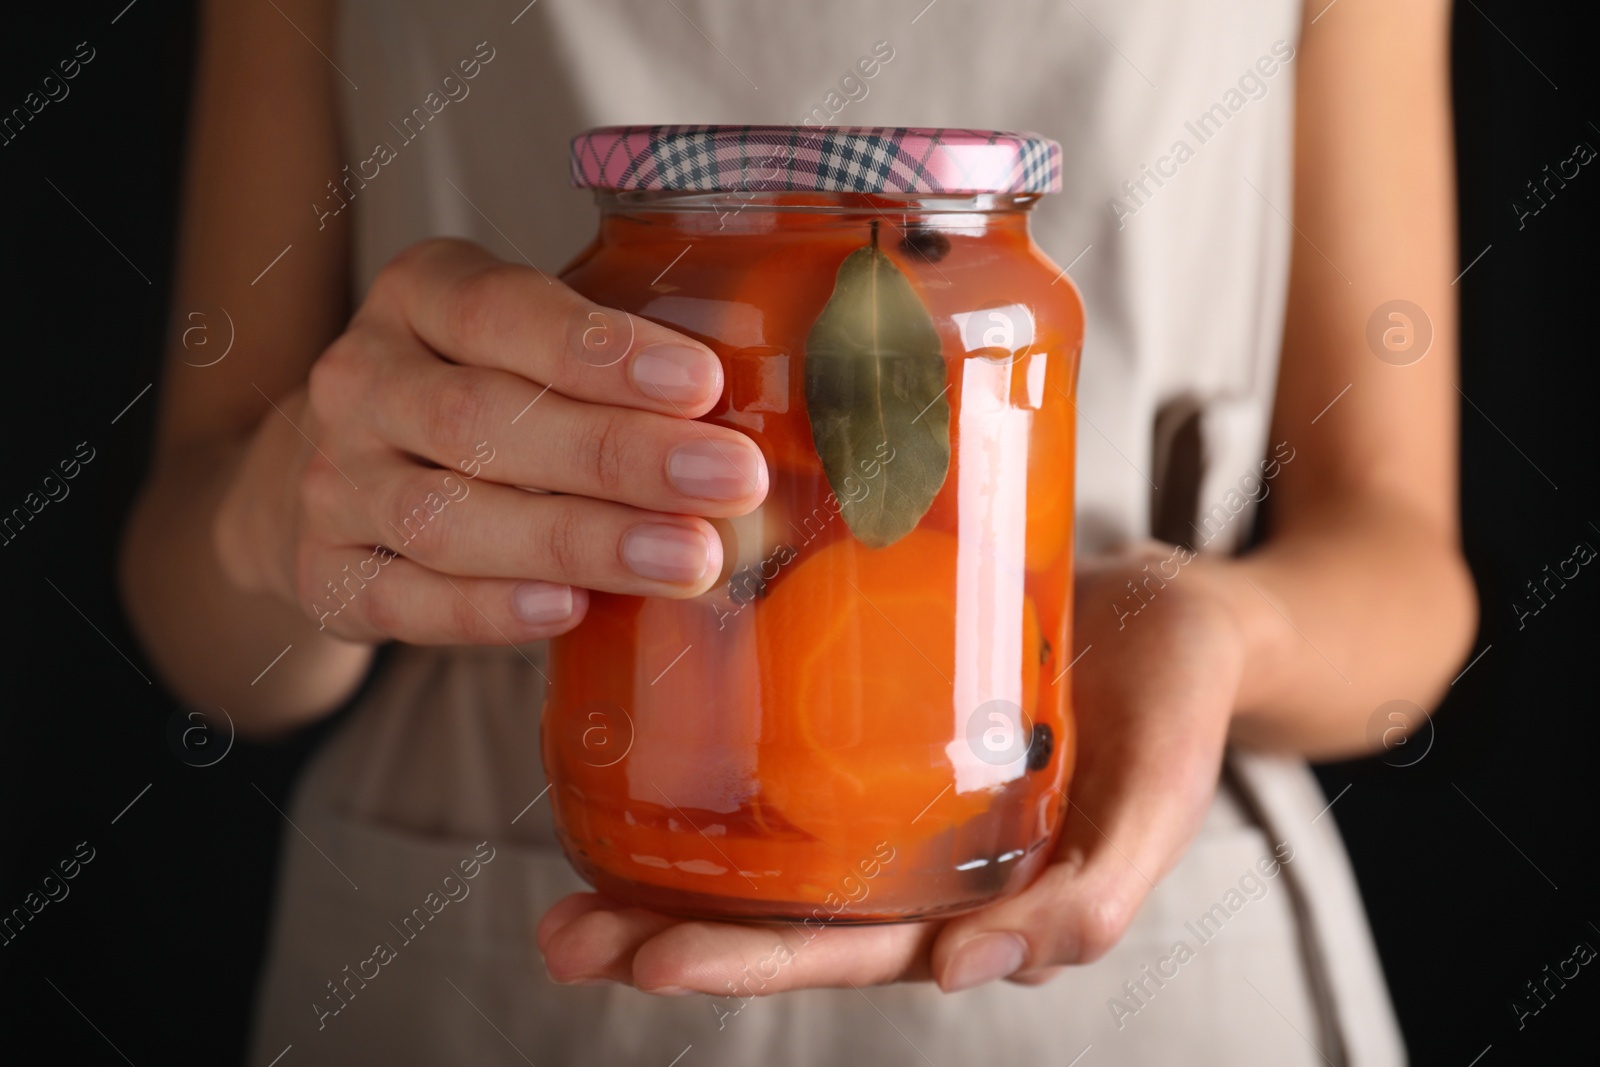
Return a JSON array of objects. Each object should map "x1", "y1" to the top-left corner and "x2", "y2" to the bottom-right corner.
[{"x1": 536, "y1": 546, "x2": 1243, "y2": 995}]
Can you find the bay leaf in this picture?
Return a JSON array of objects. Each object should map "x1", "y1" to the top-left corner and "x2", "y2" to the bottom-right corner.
[{"x1": 804, "y1": 242, "x2": 950, "y2": 549}]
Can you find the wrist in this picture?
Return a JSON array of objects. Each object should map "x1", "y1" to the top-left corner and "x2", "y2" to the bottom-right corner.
[
  {"x1": 210, "y1": 423, "x2": 300, "y2": 602},
  {"x1": 1181, "y1": 554, "x2": 1301, "y2": 737},
  {"x1": 1171, "y1": 553, "x2": 1252, "y2": 720}
]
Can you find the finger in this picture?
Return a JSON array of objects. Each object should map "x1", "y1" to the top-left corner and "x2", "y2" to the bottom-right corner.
[
  {"x1": 538, "y1": 901, "x2": 933, "y2": 993},
  {"x1": 364, "y1": 238, "x2": 725, "y2": 415},
  {"x1": 1006, "y1": 965, "x2": 1065, "y2": 986},
  {"x1": 535, "y1": 893, "x2": 612, "y2": 958},
  {"x1": 326, "y1": 453, "x2": 724, "y2": 595},
  {"x1": 928, "y1": 811, "x2": 1151, "y2": 993},
  {"x1": 930, "y1": 768, "x2": 1216, "y2": 990},
  {"x1": 539, "y1": 901, "x2": 681, "y2": 987},
  {"x1": 627, "y1": 918, "x2": 936, "y2": 995},
  {"x1": 354, "y1": 346, "x2": 765, "y2": 515},
  {"x1": 295, "y1": 544, "x2": 588, "y2": 644}
]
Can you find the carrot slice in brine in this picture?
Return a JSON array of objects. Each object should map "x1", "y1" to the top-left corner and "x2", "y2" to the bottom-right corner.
[{"x1": 754, "y1": 528, "x2": 1041, "y2": 843}]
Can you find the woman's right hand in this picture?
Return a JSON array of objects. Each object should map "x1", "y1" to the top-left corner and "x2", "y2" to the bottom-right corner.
[{"x1": 213, "y1": 238, "x2": 767, "y2": 645}]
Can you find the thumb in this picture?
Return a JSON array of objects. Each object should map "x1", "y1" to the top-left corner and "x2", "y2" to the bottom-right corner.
[{"x1": 928, "y1": 801, "x2": 1158, "y2": 992}]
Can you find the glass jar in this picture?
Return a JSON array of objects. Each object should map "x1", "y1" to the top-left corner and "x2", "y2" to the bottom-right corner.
[{"x1": 544, "y1": 126, "x2": 1084, "y2": 922}]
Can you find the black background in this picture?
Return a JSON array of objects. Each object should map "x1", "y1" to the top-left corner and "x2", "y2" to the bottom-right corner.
[{"x1": 0, "y1": 2, "x2": 1594, "y2": 1064}]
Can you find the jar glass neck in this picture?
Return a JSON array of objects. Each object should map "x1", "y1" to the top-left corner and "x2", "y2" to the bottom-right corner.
[{"x1": 592, "y1": 190, "x2": 1038, "y2": 236}]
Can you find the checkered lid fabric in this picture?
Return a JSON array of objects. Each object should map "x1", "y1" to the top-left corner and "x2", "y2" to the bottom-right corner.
[{"x1": 570, "y1": 126, "x2": 1061, "y2": 195}]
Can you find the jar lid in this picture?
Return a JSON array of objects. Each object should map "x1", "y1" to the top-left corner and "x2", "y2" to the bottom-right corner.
[{"x1": 570, "y1": 125, "x2": 1061, "y2": 195}]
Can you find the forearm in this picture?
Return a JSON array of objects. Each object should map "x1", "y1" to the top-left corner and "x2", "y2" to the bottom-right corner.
[
  {"x1": 1187, "y1": 0, "x2": 1473, "y2": 759},
  {"x1": 1200, "y1": 491, "x2": 1475, "y2": 759},
  {"x1": 120, "y1": 437, "x2": 374, "y2": 735}
]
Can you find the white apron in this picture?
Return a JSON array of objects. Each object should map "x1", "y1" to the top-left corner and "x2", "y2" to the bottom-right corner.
[{"x1": 248, "y1": 1, "x2": 1406, "y2": 1063}]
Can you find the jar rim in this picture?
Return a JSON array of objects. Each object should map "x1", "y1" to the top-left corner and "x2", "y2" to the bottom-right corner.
[{"x1": 570, "y1": 125, "x2": 1061, "y2": 196}]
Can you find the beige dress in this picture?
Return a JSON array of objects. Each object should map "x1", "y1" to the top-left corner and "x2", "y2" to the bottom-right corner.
[{"x1": 248, "y1": 1, "x2": 1407, "y2": 1063}]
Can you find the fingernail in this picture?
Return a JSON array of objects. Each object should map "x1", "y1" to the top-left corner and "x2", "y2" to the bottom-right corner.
[
  {"x1": 630, "y1": 342, "x2": 721, "y2": 404},
  {"x1": 667, "y1": 440, "x2": 765, "y2": 501},
  {"x1": 641, "y1": 985, "x2": 696, "y2": 997},
  {"x1": 552, "y1": 975, "x2": 609, "y2": 987},
  {"x1": 512, "y1": 582, "x2": 574, "y2": 624},
  {"x1": 941, "y1": 932, "x2": 1028, "y2": 993},
  {"x1": 622, "y1": 524, "x2": 711, "y2": 583}
]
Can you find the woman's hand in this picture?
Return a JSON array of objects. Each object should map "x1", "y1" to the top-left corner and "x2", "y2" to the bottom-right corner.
[
  {"x1": 535, "y1": 545, "x2": 1242, "y2": 995},
  {"x1": 213, "y1": 238, "x2": 768, "y2": 645}
]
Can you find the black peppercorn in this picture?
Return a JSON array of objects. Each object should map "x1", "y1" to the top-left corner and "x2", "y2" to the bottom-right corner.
[
  {"x1": 899, "y1": 227, "x2": 951, "y2": 263},
  {"x1": 1026, "y1": 723, "x2": 1053, "y2": 772},
  {"x1": 725, "y1": 566, "x2": 770, "y2": 602}
]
